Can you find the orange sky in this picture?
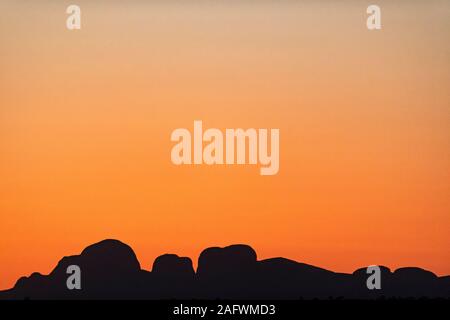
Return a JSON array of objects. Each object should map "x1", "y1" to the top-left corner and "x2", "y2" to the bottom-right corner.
[{"x1": 1, "y1": 1, "x2": 449, "y2": 290}]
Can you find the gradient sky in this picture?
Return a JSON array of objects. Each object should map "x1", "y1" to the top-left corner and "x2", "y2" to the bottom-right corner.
[{"x1": 1, "y1": 0, "x2": 449, "y2": 290}]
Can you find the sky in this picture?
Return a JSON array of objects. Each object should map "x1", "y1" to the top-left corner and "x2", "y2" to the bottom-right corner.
[{"x1": 0, "y1": 0, "x2": 449, "y2": 290}]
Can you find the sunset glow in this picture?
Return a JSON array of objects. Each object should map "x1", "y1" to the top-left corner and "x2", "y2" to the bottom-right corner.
[{"x1": 1, "y1": 1, "x2": 449, "y2": 290}]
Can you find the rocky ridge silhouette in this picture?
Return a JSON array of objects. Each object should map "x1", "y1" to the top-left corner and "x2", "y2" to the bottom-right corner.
[{"x1": 0, "y1": 239, "x2": 448, "y2": 300}]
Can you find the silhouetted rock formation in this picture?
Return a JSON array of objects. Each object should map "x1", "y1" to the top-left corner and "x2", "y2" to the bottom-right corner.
[
  {"x1": 197, "y1": 245, "x2": 257, "y2": 277},
  {"x1": 150, "y1": 254, "x2": 195, "y2": 299},
  {"x1": 197, "y1": 245, "x2": 258, "y2": 299},
  {"x1": 0, "y1": 239, "x2": 448, "y2": 300}
]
